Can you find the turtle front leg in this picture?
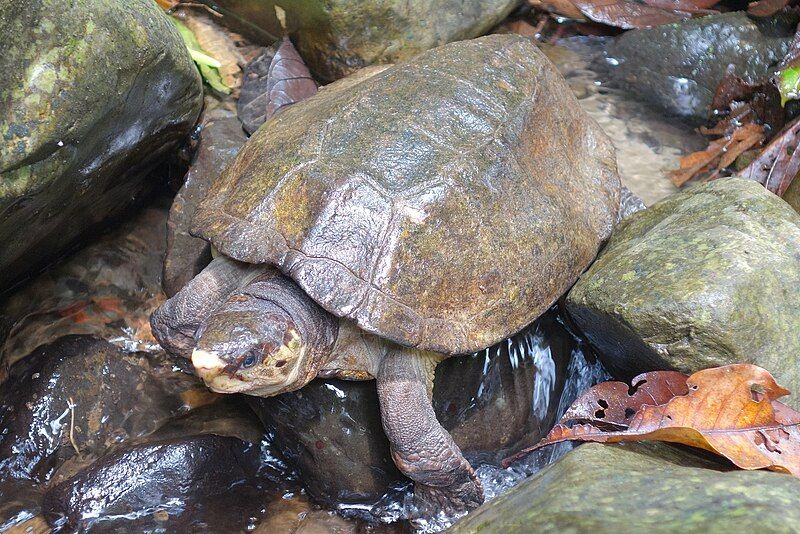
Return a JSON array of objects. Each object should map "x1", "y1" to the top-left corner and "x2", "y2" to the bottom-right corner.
[{"x1": 376, "y1": 348, "x2": 484, "y2": 517}]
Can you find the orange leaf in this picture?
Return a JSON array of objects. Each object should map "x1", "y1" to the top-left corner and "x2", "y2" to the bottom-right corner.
[{"x1": 505, "y1": 364, "x2": 800, "y2": 477}]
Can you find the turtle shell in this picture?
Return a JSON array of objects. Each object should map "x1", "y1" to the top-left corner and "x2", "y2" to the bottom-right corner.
[{"x1": 192, "y1": 35, "x2": 620, "y2": 354}]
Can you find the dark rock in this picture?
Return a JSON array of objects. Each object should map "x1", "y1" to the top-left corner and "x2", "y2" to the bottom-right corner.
[
  {"x1": 202, "y1": 0, "x2": 520, "y2": 82},
  {"x1": 450, "y1": 442, "x2": 800, "y2": 532},
  {"x1": 248, "y1": 379, "x2": 402, "y2": 508},
  {"x1": 0, "y1": 479, "x2": 42, "y2": 532},
  {"x1": 0, "y1": 335, "x2": 202, "y2": 486},
  {"x1": 248, "y1": 310, "x2": 577, "y2": 508},
  {"x1": 42, "y1": 400, "x2": 289, "y2": 533},
  {"x1": 607, "y1": 13, "x2": 795, "y2": 121},
  {"x1": 433, "y1": 312, "x2": 574, "y2": 465},
  {"x1": 567, "y1": 178, "x2": 800, "y2": 407},
  {"x1": 0, "y1": 0, "x2": 203, "y2": 293},
  {"x1": 163, "y1": 109, "x2": 247, "y2": 297}
]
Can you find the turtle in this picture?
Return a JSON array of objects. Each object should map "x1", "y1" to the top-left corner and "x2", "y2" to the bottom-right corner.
[{"x1": 151, "y1": 34, "x2": 621, "y2": 515}]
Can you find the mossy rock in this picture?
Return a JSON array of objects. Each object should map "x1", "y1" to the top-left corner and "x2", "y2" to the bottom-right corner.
[
  {"x1": 451, "y1": 442, "x2": 800, "y2": 533},
  {"x1": 204, "y1": 0, "x2": 520, "y2": 81},
  {"x1": 0, "y1": 0, "x2": 202, "y2": 292},
  {"x1": 566, "y1": 178, "x2": 800, "y2": 407}
]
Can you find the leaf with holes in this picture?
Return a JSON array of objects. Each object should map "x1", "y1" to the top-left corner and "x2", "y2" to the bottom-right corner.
[{"x1": 504, "y1": 364, "x2": 800, "y2": 477}]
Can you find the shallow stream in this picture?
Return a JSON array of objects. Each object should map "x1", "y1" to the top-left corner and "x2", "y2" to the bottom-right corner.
[{"x1": 0, "y1": 35, "x2": 704, "y2": 533}]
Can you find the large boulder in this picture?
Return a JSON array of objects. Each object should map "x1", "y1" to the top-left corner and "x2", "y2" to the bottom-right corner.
[
  {"x1": 42, "y1": 400, "x2": 290, "y2": 532},
  {"x1": 0, "y1": 0, "x2": 203, "y2": 293},
  {"x1": 0, "y1": 336, "x2": 203, "y2": 487},
  {"x1": 566, "y1": 178, "x2": 800, "y2": 406},
  {"x1": 203, "y1": 0, "x2": 521, "y2": 81},
  {"x1": 450, "y1": 442, "x2": 800, "y2": 532},
  {"x1": 607, "y1": 13, "x2": 795, "y2": 121}
]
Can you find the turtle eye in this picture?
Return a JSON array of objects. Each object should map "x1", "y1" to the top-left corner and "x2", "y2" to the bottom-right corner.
[{"x1": 241, "y1": 351, "x2": 260, "y2": 369}]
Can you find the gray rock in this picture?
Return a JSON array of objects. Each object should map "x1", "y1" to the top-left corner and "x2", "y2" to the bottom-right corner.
[
  {"x1": 203, "y1": 0, "x2": 521, "y2": 81},
  {"x1": 566, "y1": 178, "x2": 800, "y2": 407},
  {"x1": 450, "y1": 442, "x2": 800, "y2": 533},
  {"x1": 0, "y1": 0, "x2": 203, "y2": 293},
  {"x1": 607, "y1": 13, "x2": 795, "y2": 121},
  {"x1": 163, "y1": 109, "x2": 247, "y2": 297},
  {"x1": 42, "y1": 400, "x2": 290, "y2": 532},
  {"x1": 0, "y1": 336, "x2": 203, "y2": 487}
]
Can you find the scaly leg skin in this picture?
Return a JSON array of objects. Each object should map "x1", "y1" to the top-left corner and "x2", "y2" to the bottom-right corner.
[
  {"x1": 376, "y1": 348, "x2": 484, "y2": 519},
  {"x1": 150, "y1": 256, "x2": 263, "y2": 358}
]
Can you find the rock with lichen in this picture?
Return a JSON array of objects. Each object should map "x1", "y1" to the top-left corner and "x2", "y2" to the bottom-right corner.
[
  {"x1": 566, "y1": 178, "x2": 800, "y2": 407},
  {"x1": 206, "y1": 0, "x2": 521, "y2": 81},
  {"x1": 0, "y1": 0, "x2": 203, "y2": 292},
  {"x1": 450, "y1": 442, "x2": 800, "y2": 532}
]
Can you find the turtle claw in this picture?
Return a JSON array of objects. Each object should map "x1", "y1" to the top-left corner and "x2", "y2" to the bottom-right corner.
[{"x1": 413, "y1": 477, "x2": 484, "y2": 518}]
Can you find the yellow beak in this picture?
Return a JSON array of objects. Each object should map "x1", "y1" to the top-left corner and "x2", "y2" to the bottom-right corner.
[{"x1": 191, "y1": 349, "x2": 225, "y2": 380}]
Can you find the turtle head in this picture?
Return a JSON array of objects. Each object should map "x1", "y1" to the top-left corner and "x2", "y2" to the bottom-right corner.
[{"x1": 191, "y1": 297, "x2": 318, "y2": 397}]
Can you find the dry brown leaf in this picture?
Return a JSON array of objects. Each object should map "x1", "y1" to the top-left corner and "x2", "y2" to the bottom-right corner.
[
  {"x1": 265, "y1": 37, "x2": 318, "y2": 120},
  {"x1": 669, "y1": 122, "x2": 765, "y2": 186},
  {"x1": 179, "y1": 11, "x2": 246, "y2": 91},
  {"x1": 738, "y1": 115, "x2": 800, "y2": 196},
  {"x1": 570, "y1": 0, "x2": 690, "y2": 29},
  {"x1": 748, "y1": 0, "x2": 791, "y2": 16},
  {"x1": 505, "y1": 365, "x2": 800, "y2": 477},
  {"x1": 668, "y1": 137, "x2": 727, "y2": 186}
]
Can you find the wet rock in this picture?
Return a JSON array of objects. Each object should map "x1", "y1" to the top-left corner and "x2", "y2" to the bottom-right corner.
[
  {"x1": 0, "y1": 479, "x2": 42, "y2": 532},
  {"x1": 607, "y1": 13, "x2": 795, "y2": 121},
  {"x1": 205, "y1": 0, "x2": 520, "y2": 81},
  {"x1": 253, "y1": 493, "x2": 400, "y2": 534},
  {"x1": 450, "y1": 442, "x2": 800, "y2": 532},
  {"x1": 43, "y1": 400, "x2": 288, "y2": 533},
  {"x1": 163, "y1": 109, "x2": 247, "y2": 296},
  {"x1": 566, "y1": 178, "x2": 800, "y2": 407},
  {"x1": 248, "y1": 379, "x2": 403, "y2": 508},
  {"x1": 0, "y1": 335, "x2": 202, "y2": 487},
  {"x1": 0, "y1": 204, "x2": 169, "y2": 374},
  {"x1": 249, "y1": 311, "x2": 577, "y2": 508},
  {"x1": 0, "y1": 0, "x2": 203, "y2": 292},
  {"x1": 434, "y1": 312, "x2": 574, "y2": 465}
]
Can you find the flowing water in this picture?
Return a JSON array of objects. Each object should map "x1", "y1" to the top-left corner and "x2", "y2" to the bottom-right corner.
[{"x1": 0, "y1": 36, "x2": 704, "y2": 533}]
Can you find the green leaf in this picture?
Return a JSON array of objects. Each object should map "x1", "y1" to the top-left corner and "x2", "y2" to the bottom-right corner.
[
  {"x1": 171, "y1": 17, "x2": 230, "y2": 94},
  {"x1": 778, "y1": 65, "x2": 800, "y2": 107}
]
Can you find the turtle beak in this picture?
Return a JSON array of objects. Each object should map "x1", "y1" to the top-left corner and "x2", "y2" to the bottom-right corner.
[{"x1": 191, "y1": 349, "x2": 225, "y2": 382}]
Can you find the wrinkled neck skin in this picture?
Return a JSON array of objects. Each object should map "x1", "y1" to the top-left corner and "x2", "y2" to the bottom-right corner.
[{"x1": 193, "y1": 268, "x2": 340, "y2": 397}]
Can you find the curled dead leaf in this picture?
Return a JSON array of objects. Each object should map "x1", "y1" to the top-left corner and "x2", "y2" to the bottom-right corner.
[
  {"x1": 738, "y1": 115, "x2": 800, "y2": 196},
  {"x1": 238, "y1": 37, "x2": 317, "y2": 135},
  {"x1": 669, "y1": 122, "x2": 765, "y2": 186},
  {"x1": 505, "y1": 364, "x2": 800, "y2": 477}
]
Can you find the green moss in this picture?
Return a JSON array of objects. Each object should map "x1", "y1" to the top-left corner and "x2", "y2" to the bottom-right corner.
[
  {"x1": 451, "y1": 443, "x2": 800, "y2": 533},
  {"x1": 566, "y1": 178, "x2": 800, "y2": 407}
]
